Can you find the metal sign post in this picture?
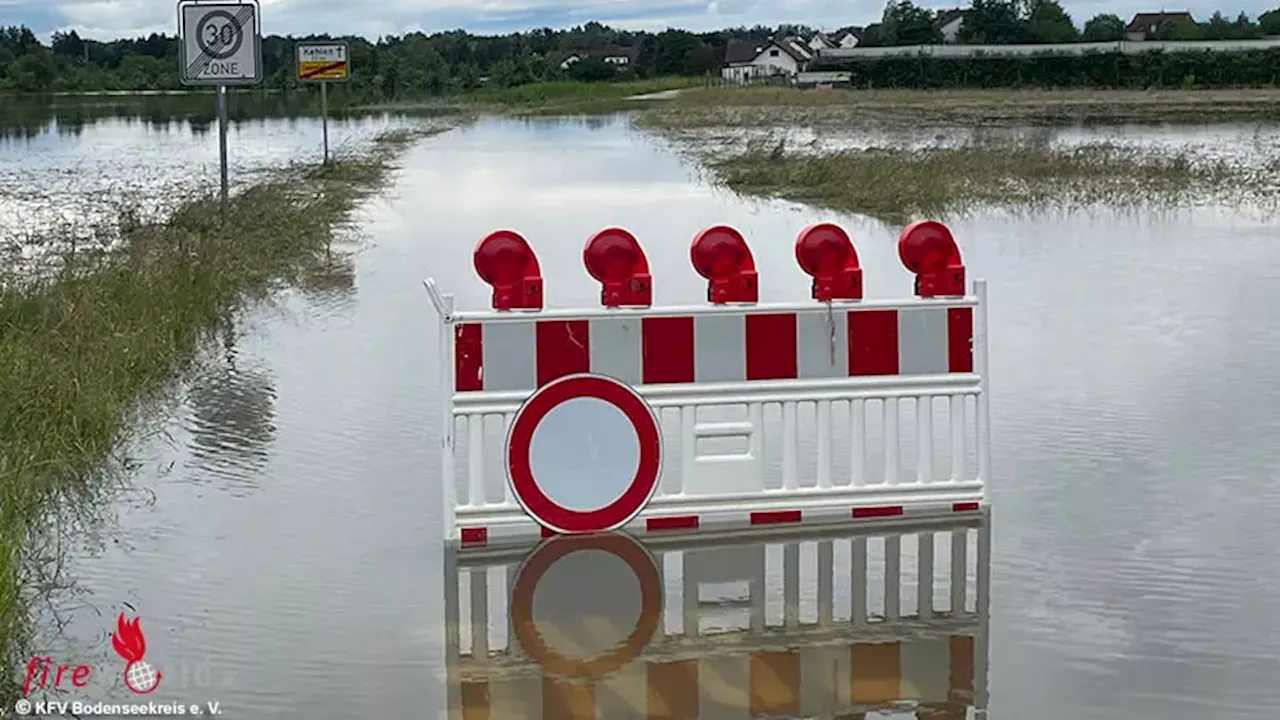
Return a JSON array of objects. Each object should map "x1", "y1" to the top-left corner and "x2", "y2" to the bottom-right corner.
[
  {"x1": 297, "y1": 42, "x2": 349, "y2": 165},
  {"x1": 177, "y1": 0, "x2": 263, "y2": 214}
]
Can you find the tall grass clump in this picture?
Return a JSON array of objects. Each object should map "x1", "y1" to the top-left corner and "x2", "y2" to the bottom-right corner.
[
  {"x1": 0, "y1": 125, "x2": 446, "y2": 693},
  {"x1": 711, "y1": 138, "x2": 1260, "y2": 222}
]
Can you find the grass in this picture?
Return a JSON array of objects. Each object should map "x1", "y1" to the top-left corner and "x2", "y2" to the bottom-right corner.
[
  {"x1": 702, "y1": 137, "x2": 1272, "y2": 223},
  {"x1": 0, "y1": 124, "x2": 447, "y2": 697},
  {"x1": 645, "y1": 85, "x2": 1280, "y2": 126},
  {"x1": 356, "y1": 76, "x2": 706, "y2": 116}
]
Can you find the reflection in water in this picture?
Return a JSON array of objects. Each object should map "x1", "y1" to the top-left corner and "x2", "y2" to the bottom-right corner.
[
  {"x1": 445, "y1": 517, "x2": 990, "y2": 719},
  {"x1": 182, "y1": 317, "x2": 277, "y2": 493},
  {"x1": 295, "y1": 246, "x2": 358, "y2": 315}
]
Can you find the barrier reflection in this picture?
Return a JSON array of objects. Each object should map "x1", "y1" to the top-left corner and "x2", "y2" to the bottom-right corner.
[{"x1": 443, "y1": 513, "x2": 990, "y2": 719}]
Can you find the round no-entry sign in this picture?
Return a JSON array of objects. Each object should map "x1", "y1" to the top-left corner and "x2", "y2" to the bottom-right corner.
[
  {"x1": 505, "y1": 373, "x2": 662, "y2": 535},
  {"x1": 510, "y1": 533, "x2": 661, "y2": 679}
]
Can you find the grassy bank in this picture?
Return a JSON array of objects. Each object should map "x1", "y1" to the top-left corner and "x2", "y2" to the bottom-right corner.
[
  {"x1": 644, "y1": 86, "x2": 1280, "y2": 126},
  {"x1": 0, "y1": 124, "x2": 446, "y2": 692},
  {"x1": 356, "y1": 77, "x2": 706, "y2": 116},
  {"x1": 707, "y1": 139, "x2": 1264, "y2": 222}
]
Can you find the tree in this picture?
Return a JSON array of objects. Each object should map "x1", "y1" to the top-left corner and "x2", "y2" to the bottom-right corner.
[
  {"x1": 1201, "y1": 11, "x2": 1232, "y2": 39},
  {"x1": 1081, "y1": 13, "x2": 1125, "y2": 41},
  {"x1": 879, "y1": 1, "x2": 942, "y2": 44},
  {"x1": 567, "y1": 57, "x2": 616, "y2": 81},
  {"x1": 958, "y1": 0, "x2": 1026, "y2": 43},
  {"x1": 1025, "y1": 0, "x2": 1078, "y2": 42},
  {"x1": 1261, "y1": 7, "x2": 1280, "y2": 35},
  {"x1": 1155, "y1": 18, "x2": 1203, "y2": 40},
  {"x1": 50, "y1": 30, "x2": 85, "y2": 61},
  {"x1": 1227, "y1": 12, "x2": 1263, "y2": 39}
]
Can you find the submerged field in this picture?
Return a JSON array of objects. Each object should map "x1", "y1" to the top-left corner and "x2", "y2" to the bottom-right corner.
[
  {"x1": 638, "y1": 86, "x2": 1280, "y2": 220},
  {"x1": 0, "y1": 123, "x2": 450, "y2": 697}
]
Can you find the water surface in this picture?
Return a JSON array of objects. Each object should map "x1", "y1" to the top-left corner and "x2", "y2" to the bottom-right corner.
[{"x1": 14, "y1": 112, "x2": 1280, "y2": 719}]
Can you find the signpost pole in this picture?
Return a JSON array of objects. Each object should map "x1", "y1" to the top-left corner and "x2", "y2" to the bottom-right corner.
[
  {"x1": 320, "y1": 80, "x2": 329, "y2": 165},
  {"x1": 217, "y1": 84, "x2": 229, "y2": 212}
]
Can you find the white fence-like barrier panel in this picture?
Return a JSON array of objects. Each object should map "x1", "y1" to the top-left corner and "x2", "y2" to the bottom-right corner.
[
  {"x1": 427, "y1": 221, "x2": 991, "y2": 548},
  {"x1": 443, "y1": 516, "x2": 991, "y2": 719}
]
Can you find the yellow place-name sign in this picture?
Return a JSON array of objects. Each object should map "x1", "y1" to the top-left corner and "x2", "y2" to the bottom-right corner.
[{"x1": 297, "y1": 42, "x2": 349, "y2": 82}]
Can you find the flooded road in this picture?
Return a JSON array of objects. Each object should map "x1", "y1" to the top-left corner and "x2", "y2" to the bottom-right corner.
[{"x1": 10, "y1": 112, "x2": 1280, "y2": 719}]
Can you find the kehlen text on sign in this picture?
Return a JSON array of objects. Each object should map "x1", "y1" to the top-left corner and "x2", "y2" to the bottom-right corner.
[
  {"x1": 297, "y1": 42, "x2": 350, "y2": 82},
  {"x1": 177, "y1": 0, "x2": 262, "y2": 86}
]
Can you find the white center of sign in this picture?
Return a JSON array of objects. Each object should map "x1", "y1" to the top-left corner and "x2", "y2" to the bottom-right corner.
[
  {"x1": 530, "y1": 549, "x2": 643, "y2": 658},
  {"x1": 528, "y1": 396, "x2": 640, "y2": 512}
]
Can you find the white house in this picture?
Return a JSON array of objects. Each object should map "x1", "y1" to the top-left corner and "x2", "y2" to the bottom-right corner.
[
  {"x1": 830, "y1": 29, "x2": 862, "y2": 48},
  {"x1": 720, "y1": 37, "x2": 812, "y2": 83},
  {"x1": 808, "y1": 33, "x2": 837, "y2": 52},
  {"x1": 935, "y1": 9, "x2": 967, "y2": 42},
  {"x1": 558, "y1": 47, "x2": 638, "y2": 71}
]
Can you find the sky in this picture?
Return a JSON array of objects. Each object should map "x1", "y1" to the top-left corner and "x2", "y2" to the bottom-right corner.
[{"x1": 0, "y1": 0, "x2": 1274, "y2": 43}]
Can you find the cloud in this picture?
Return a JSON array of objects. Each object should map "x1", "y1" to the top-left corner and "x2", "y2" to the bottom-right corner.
[{"x1": 9, "y1": 0, "x2": 1280, "y2": 42}]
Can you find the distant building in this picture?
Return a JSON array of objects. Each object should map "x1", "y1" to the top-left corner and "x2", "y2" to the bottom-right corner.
[
  {"x1": 1124, "y1": 11, "x2": 1195, "y2": 40},
  {"x1": 934, "y1": 9, "x2": 967, "y2": 43},
  {"x1": 720, "y1": 36, "x2": 812, "y2": 83},
  {"x1": 557, "y1": 46, "x2": 639, "y2": 71},
  {"x1": 831, "y1": 29, "x2": 863, "y2": 48}
]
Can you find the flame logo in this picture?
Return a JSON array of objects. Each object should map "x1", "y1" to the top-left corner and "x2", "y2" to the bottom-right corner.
[{"x1": 111, "y1": 613, "x2": 162, "y2": 694}]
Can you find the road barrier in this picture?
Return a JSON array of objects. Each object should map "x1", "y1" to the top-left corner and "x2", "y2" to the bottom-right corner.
[
  {"x1": 425, "y1": 221, "x2": 991, "y2": 547},
  {"x1": 442, "y1": 516, "x2": 991, "y2": 718}
]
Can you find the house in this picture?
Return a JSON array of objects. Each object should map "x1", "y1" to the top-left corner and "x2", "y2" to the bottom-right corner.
[
  {"x1": 831, "y1": 28, "x2": 862, "y2": 48},
  {"x1": 934, "y1": 9, "x2": 967, "y2": 43},
  {"x1": 808, "y1": 32, "x2": 838, "y2": 52},
  {"x1": 1124, "y1": 11, "x2": 1195, "y2": 40},
  {"x1": 720, "y1": 36, "x2": 812, "y2": 83},
  {"x1": 557, "y1": 46, "x2": 638, "y2": 71}
]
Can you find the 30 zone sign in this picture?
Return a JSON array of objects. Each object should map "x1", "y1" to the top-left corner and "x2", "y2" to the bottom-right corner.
[{"x1": 297, "y1": 42, "x2": 349, "y2": 82}]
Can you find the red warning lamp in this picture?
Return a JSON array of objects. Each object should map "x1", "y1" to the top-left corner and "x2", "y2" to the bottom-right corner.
[
  {"x1": 795, "y1": 223, "x2": 863, "y2": 302},
  {"x1": 583, "y1": 227, "x2": 652, "y2": 308},
  {"x1": 473, "y1": 229, "x2": 544, "y2": 311},
  {"x1": 690, "y1": 225, "x2": 758, "y2": 305},
  {"x1": 898, "y1": 220, "x2": 966, "y2": 298}
]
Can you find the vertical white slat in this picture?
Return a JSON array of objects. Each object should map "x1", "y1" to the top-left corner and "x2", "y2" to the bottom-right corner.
[
  {"x1": 749, "y1": 402, "x2": 764, "y2": 480},
  {"x1": 467, "y1": 415, "x2": 484, "y2": 507},
  {"x1": 501, "y1": 412, "x2": 516, "y2": 505},
  {"x1": 976, "y1": 517, "x2": 992, "y2": 709},
  {"x1": 680, "y1": 406, "x2": 696, "y2": 496},
  {"x1": 951, "y1": 395, "x2": 966, "y2": 482},
  {"x1": 470, "y1": 567, "x2": 489, "y2": 657},
  {"x1": 916, "y1": 396, "x2": 932, "y2": 484},
  {"x1": 976, "y1": 280, "x2": 992, "y2": 488},
  {"x1": 917, "y1": 531, "x2": 935, "y2": 619},
  {"x1": 784, "y1": 542, "x2": 800, "y2": 629},
  {"x1": 817, "y1": 540, "x2": 834, "y2": 626},
  {"x1": 683, "y1": 553, "x2": 700, "y2": 638},
  {"x1": 951, "y1": 529, "x2": 968, "y2": 614},
  {"x1": 438, "y1": 294, "x2": 457, "y2": 542},
  {"x1": 663, "y1": 551, "x2": 683, "y2": 636},
  {"x1": 884, "y1": 535, "x2": 901, "y2": 620},
  {"x1": 851, "y1": 399, "x2": 866, "y2": 487},
  {"x1": 750, "y1": 550, "x2": 767, "y2": 633},
  {"x1": 884, "y1": 399, "x2": 899, "y2": 485},
  {"x1": 506, "y1": 563, "x2": 522, "y2": 656},
  {"x1": 851, "y1": 538, "x2": 868, "y2": 626},
  {"x1": 782, "y1": 401, "x2": 799, "y2": 490},
  {"x1": 442, "y1": 548, "x2": 462, "y2": 718},
  {"x1": 817, "y1": 400, "x2": 833, "y2": 489}
]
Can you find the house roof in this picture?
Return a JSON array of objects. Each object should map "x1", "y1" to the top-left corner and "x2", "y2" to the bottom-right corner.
[
  {"x1": 809, "y1": 32, "x2": 836, "y2": 46},
  {"x1": 780, "y1": 36, "x2": 814, "y2": 59},
  {"x1": 724, "y1": 37, "x2": 759, "y2": 64},
  {"x1": 557, "y1": 46, "x2": 638, "y2": 63},
  {"x1": 1125, "y1": 11, "x2": 1195, "y2": 31},
  {"x1": 934, "y1": 8, "x2": 967, "y2": 28},
  {"x1": 834, "y1": 26, "x2": 865, "y2": 42}
]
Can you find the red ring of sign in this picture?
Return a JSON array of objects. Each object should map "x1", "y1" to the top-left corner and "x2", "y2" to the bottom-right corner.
[
  {"x1": 506, "y1": 373, "x2": 662, "y2": 535},
  {"x1": 510, "y1": 533, "x2": 662, "y2": 679}
]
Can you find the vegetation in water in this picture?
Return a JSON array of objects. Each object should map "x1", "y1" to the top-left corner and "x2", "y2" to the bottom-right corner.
[
  {"x1": 697, "y1": 137, "x2": 1274, "y2": 223},
  {"x1": 642, "y1": 86, "x2": 1280, "y2": 126},
  {"x1": 0, "y1": 124, "x2": 450, "y2": 698}
]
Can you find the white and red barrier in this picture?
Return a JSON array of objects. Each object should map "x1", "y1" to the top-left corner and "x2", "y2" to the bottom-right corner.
[
  {"x1": 425, "y1": 221, "x2": 992, "y2": 547},
  {"x1": 442, "y1": 517, "x2": 991, "y2": 719}
]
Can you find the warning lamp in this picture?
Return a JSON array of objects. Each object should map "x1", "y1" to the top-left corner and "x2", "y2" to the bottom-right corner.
[
  {"x1": 795, "y1": 223, "x2": 863, "y2": 302},
  {"x1": 690, "y1": 225, "x2": 758, "y2": 305},
  {"x1": 473, "y1": 229, "x2": 544, "y2": 311},
  {"x1": 583, "y1": 227, "x2": 652, "y2": 308},
  {"x1": 898, "y1": 220, "x2": 966, "y2": 298}
]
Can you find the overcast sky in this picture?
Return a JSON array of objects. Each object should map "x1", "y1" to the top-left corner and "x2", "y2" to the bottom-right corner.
[{"x1": 0, "y1": 0, "x2": 1273, "y2": 42}]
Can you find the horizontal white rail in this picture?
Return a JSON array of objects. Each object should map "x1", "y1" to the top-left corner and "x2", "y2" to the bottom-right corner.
[{"x1": 450, "y1": 296, "x2": 976, "y2": 324}]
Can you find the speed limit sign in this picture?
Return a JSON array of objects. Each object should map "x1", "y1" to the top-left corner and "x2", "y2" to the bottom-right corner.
[{"x1": 178, "y1": 1, "x2": 262, "y2": 86}]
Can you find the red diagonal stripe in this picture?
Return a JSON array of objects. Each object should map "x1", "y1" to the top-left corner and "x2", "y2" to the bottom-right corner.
[{"x1": 300, "y1": 61, "x2": 345, "y2": 79}]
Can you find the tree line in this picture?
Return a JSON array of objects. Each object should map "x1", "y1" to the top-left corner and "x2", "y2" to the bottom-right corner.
[
  {"x1": 0, "y1": 22, "x2": 798, "y2": 95},
  {"x1": 860, "y1": 0, "x2": 1280, "y2": 46}
]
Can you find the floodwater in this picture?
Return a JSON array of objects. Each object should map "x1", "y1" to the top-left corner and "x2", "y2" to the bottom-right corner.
[{"x1": 6, "y1": 107, "x2": 1280, "y2": 719}]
